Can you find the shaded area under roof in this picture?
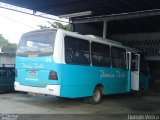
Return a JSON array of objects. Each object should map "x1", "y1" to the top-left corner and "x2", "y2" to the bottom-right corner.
[
  {"x1": 1, "y1": 0, "x2": 160, "y2": 61},
  {"x1": 1, "y1": 0, "x2": 160, "y2": 16}
]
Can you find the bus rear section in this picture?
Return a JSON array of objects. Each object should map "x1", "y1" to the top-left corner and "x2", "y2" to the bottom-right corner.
[{"x1": 15, "y1": 29, "x2": 62, "y2": 96}]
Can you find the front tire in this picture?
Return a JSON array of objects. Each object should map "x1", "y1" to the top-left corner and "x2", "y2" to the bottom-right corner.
[{"x1": 86, "y1": 87, "x2": 102, "y2": 104}]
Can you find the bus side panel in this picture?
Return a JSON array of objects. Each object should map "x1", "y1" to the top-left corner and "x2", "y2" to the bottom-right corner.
[
  {"x1": 60, "y1": 65, "x2": 95, "y2": 98},
  {"x1": 140, "y1": 73, "x2": 149, "y2": 92},
  {"x1": 60, "y1": 85, "x2": 93, "y2": 98},
  {"x1": 103, "y1": 68, "x2": 129, "y2": 95},
  {"x1": 60, "y1": 64, "x2": 129, "y2": 98}
]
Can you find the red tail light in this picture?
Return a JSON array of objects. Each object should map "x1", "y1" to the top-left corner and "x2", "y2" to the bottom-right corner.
[{"x1": 49, "y1": 70, "x2": 58, "y2": 80}]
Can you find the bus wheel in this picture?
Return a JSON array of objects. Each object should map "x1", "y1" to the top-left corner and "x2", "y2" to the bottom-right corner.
[{"x1": 87, "y1": 87, "x2": 102, "y2": 104}]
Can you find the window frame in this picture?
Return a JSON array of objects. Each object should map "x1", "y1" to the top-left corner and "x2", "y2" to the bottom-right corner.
[
  {"x1": 91, "y1": 42, "x2": 111, "y2": 67},
  {"x1": 111, "y1": 46, "x2": 127, "y2": 69},
  {"x1": 64, "y1": 35, "x2": 90, "y2": 66}
]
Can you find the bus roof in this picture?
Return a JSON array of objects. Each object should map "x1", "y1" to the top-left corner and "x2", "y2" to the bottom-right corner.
[
  {"x1": 22, "y1": 29, "x2": 57, "y2": 36},
  {"x1": 58, "y1": 29, "x2": 140, "y2": 53},
  {"x1": 22, "y1": 28, "x2": 140, "y2": 53}
]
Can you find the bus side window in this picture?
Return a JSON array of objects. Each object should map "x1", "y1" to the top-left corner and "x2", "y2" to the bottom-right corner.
[
  {"x1": 65, "y1": 48, "x2": 74, "y2": 63},
  {"x1": 64, "y1": 36, "x2": 90, "y2": 65},
  {"x1": 91, "y1": 42, "x2": 110, "y2": 67},
  {"x1": 111, "y1": 47, "x2": 126, "y2": 69},
  {"x1": 76, "y1": 52, "x2": 89, "y2": 65}
]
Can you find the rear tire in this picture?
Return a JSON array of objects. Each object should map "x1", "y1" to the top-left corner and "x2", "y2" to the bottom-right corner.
[{"x1": 87, "y1": 87, "x2": 102, "y2": 104}]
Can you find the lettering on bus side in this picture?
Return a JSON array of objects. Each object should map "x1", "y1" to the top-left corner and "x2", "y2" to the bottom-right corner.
[
  {"x1": 21, "y1": 63, "x2": 44, "y2": 69},
  {"x1": 100, "y1": 70, "x2": 126, "y2": 79}
]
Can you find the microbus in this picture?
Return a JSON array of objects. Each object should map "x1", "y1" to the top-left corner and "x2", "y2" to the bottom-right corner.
[{"x1": 15, "y1": 29, "x2": 149, "y2": 104}]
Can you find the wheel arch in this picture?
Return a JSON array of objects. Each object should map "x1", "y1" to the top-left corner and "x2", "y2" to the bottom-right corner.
[{"x1": 94, "y1": 83, "x2": 105, "y2": 95}]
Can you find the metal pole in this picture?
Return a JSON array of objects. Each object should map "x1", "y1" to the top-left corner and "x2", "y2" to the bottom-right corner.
[{"x1": 103, "y1": 20, "x2": 107, "y2": 38}]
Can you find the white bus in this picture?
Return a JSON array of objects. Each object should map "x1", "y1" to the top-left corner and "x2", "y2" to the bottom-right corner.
[{"x1": 15, "y1": 29, "x2": 149, "y2": 104}]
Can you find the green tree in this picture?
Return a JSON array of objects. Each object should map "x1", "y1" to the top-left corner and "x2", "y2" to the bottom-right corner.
[
  {"x1": 38, "y1": 25, "x2": 50, "y2": 29},
  {"x1": 0, "y1": 34, "x2": 9, "y2": 46},
  {"x1": 38, "y1": 21, "x2": 72, "y2": 31}
]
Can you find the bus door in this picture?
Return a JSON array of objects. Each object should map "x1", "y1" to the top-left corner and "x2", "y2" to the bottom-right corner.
[{"x1": 131, "y1": 53, "x2": 140, "y2": 91}]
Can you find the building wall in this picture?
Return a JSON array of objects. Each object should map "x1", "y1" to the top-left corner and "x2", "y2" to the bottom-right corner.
[
  {"x1": 2, "y1": 45, "x2": 17, "y2": 53},
  {"x1": 109, "y1": 32, "x2": 160, "y2": 61},
  {"x1": 73, "y1": 22, "x2": 103, "y2": 37},
  {"x1": 0, "y1": 53, "x2": 15, "y2": 64}
]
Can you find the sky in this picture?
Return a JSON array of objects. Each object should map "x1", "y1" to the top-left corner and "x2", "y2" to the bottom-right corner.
[{"x1": 0, "y1": 4, "x2": 64, "y2": 44}]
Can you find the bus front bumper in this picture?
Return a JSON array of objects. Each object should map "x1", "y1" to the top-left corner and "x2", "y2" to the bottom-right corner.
[{"x1": 14, "y1": 81, "x2": 60, "y2": 96}]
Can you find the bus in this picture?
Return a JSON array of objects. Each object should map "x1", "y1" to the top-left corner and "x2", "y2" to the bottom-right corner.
[
  {"x1": 0, "y1": 64, "x2": 15, "y2": 92},
  {"x1": 15, "y1": 29, "x2": 149, "y2": 104}
]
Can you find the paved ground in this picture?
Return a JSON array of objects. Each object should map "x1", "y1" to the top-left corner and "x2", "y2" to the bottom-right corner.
[{"x1": 0, "y1": 92, "x2": 159, "y2": 119}]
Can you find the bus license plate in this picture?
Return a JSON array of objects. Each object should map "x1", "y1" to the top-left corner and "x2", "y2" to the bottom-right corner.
[{"x1": 29, "y1": 71, "x2": 36, "y2": 76}]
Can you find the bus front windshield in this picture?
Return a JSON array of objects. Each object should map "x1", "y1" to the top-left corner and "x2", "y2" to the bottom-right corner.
[{"x1": 17, "y1": 30, "x2": 56, "y2": 57}]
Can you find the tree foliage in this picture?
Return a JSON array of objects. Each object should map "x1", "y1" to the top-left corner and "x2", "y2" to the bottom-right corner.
[
  {"x1": 38, "y1": 21, "x2": 72, "y2": 31},
  {"x1": 0, "y1": 34, "x2": 9, "y2": 46},
  {"x1": 38, "y1": 25, "x2": 50, "y2": 29}
]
